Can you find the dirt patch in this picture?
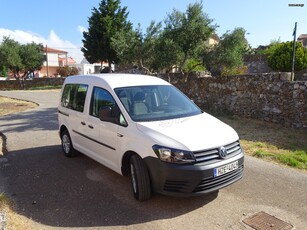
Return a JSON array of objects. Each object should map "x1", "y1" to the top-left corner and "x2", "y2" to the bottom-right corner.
[
  {"x1": 0, "y1": 96, "x2": 37, "y2": 116},
  {"x1": 0, "y1": 96, "x2": 37, "y2": 155}
]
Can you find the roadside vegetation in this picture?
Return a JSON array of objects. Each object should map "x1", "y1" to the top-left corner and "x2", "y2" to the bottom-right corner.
[
  {"x1": 219, "y1": 116, "x2": 307, "y2": 171},
  {"x1": 26, "y1": 85, "x2": 62, "y2": 91}
]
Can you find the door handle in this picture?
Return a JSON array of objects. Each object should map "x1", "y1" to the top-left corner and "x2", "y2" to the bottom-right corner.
[
  {"x1": 81, "y1": 121, "x2": 86, "y2": 125},
  {"x1": 88, "y1": 125, "x2": 94, "y2": 129}
]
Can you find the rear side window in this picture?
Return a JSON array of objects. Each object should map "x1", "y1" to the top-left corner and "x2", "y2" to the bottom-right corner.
[{"x1": 61, "y1": 84, "x2": 88, "y2": 112}]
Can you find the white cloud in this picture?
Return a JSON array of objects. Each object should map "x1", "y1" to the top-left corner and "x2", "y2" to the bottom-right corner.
[
  {"x1": 0, "y1": 28, "x2": 84, "y2": 63},
  {"x1": 77, "y1": 25, "x2": 87, "y2": 34},
  {"x1": 0, "y1": 28, "x2": 47, "y2": 44}
]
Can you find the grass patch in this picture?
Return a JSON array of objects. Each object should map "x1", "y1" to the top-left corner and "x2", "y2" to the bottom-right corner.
[
  {"x1": 0, "y1": 193, "x2": 11, "y2": 207},
  {"x1": 217, "y1": 115, "x2": 307, "y2": 171},
  {"x1": 26, "y1": 85, "x2": 62, "y2": 90}
]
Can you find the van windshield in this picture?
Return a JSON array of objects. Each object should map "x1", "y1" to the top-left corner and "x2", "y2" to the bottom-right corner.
[{"x1": 114, "y1": 85, "x2": 202, "y2": 122}]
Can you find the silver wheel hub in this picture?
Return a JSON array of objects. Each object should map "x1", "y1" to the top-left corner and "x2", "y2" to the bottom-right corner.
[{"x1": 62, "y1": 135, "x2": 71, "y2": 153}]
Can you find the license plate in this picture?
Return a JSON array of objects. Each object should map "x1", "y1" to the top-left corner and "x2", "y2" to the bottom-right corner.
[{"x1": 214, "y1": 161, "x2": 239, "y2": 177}]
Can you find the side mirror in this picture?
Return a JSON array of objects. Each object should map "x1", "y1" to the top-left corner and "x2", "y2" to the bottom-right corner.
[
  {"x1": 99, "y1": 106, "x2": 116, "y2": 123},
  {"x1": 99, "y1": 105, "x2": 122, "y2": 124}
]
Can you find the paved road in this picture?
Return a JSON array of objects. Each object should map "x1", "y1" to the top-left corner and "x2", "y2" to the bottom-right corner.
[{"x1": 0, "y1": 90, "x2": 307, "y2": 229}]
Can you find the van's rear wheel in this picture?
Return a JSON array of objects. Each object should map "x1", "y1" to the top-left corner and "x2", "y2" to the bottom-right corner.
[
  {"x1": 61, "y1": 130, "x2": 77, "y2": 157},
  {"x1": 130, "y1": 155, "x2": 151, "y2": 201}
]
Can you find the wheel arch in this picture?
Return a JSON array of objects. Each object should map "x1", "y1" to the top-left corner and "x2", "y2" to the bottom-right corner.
[
  {"x1": 121, "y1": 150, "x2": 137, "y2": 176},
  {"x1": 59, "y1": 124, "x2": 68, "y2": 136}
]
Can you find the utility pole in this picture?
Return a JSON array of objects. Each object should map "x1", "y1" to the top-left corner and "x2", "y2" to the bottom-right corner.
[
  {"x1": 46, "y1": 45, "x2": 49, "y2": 77},
  {"x1": 288, "y1": 3, "x2": 304, "y2": 81},
  {"x1": 291, "y1": 22, "x2": 297, "y2": 81}
]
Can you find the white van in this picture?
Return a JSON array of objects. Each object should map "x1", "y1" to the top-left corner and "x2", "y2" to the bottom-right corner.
[{"x1": 58, "y1": 74, "x2": 244, "y2": 201}]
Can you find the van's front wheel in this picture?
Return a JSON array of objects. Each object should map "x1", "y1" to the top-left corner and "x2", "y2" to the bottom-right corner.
[{"x1": 130, "y1": 155, "x2": 151, "y2": 201}]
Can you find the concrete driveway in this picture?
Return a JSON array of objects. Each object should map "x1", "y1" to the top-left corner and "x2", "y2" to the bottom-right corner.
[{"x1": 0, "y1": 90, "x2": 306, "y2": 229}]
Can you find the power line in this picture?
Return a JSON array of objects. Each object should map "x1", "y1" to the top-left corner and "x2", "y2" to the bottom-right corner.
[{"x1": 50, "y1": 47, "x2": 82, "y2": 50}]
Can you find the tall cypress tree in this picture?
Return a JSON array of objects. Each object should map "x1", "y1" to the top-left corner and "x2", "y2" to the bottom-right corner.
[{"x1": 82, "y1": 0, "x2": 132, "y2": 71}]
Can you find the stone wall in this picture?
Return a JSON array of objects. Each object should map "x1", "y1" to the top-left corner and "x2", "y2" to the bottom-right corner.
[
  {"x1": 0, "y1": 78, "x2": 65, "y2": 90},
  {"x1": 159, "y1": 73, "x2": 307, "y2": 129},
  {"x1": 0, "y1": 73, "x2": 306, "y2": 129}
]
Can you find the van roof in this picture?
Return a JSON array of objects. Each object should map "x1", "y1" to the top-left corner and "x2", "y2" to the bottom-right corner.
[{"x1": 63, "y1": 74, "x2": 170, "y2": 89}]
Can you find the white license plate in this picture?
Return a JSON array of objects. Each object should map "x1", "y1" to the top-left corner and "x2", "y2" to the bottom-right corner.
[{"x1": 214, "y1": 161, "x2": 239, "y2": 177}]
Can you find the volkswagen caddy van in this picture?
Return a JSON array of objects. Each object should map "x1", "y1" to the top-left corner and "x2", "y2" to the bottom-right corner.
[{"x1": 58, "y1": 74, "x2": 244, "y2": 201}]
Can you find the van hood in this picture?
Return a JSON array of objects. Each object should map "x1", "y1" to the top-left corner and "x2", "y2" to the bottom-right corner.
[{"x1": 136, "y1": 113, "x2": 239, "y2": 151}]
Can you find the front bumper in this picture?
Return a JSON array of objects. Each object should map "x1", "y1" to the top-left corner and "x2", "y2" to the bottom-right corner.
[{"x1": 144, "y1": 152, "x2": 244, "y2": 197}]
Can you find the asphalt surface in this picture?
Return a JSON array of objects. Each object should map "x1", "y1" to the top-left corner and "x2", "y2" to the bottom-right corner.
[{"x1": 0, "y1": 90, "x2": 306, "y2": 230}]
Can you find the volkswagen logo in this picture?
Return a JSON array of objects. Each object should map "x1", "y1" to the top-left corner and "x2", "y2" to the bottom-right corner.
[{"x1": 218, "y1": 146, "x2": 227, "y2": 159}]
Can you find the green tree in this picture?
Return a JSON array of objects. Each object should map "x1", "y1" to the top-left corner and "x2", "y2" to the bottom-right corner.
[
  {"x1": 0, "y1": 37, "x2": 23, "y2": 76},
  {"x1": 111, "y1": 21, "x2": 162, "y2": 73},
  {"x1": 160, "y1": 1, "x2": 215, "y2": 73},
  {"x1": 0, "y1": 65, "x2": 8, "y2": 78},
  {"x1": 268, "y1": 41, "x2": 307, "y2": 72},
  {"x1": 0, "y1": 37, "x2": 44, "y2": 89},
  {"x1": 257, "y1": 39, "x2": 281, "y2": 56},
  {"x1": 82, "y1": 0, "x2": 132, "y2": 71},
  {"x1": 57, "y1": 66, "x2": 79, "y2": 77},
  {"x1": 204, "y1": 28, "x2": 249, "y2": 76},
  {"x1": 20, "y1": 42, "x2": 45, "y2": 76},
  {"x1": 153, "y1": 36, "x2": 182, "y2": 73},
  {"x1": 182, "y1": 58, "x2": 205, "y2": 73}
]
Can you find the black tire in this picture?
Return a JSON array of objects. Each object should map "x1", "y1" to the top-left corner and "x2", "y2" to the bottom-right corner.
[
  {"x1": 60, "y1": 130, "x2": 77, "y2": 157},
  {"x1": 130, "y1": 154, "x2": 151, "y2": 201}
]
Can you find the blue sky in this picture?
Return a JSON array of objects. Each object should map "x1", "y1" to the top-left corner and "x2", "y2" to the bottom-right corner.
[{"x1": 0, "y1": 0, "x2": 306, "y2": 63}]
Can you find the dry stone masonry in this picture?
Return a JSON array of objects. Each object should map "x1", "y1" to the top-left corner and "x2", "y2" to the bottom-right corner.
[{"x1": 159, "y1": 73, "x2": 307, "y2": 129}]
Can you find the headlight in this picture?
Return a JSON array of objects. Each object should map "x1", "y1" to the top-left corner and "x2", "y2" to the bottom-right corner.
[{"x1": 152, "y1": 145, "x2": 196, "y2": 164}]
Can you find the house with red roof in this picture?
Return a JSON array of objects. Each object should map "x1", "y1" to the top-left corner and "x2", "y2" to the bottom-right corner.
[{"x1": 39, "y1": 47, "x2": 76, "y2": 77}]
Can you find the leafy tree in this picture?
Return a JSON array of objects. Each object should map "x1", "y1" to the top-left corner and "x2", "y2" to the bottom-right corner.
[
  {"x1": 153, "y1": 36, "x2": 182, "y2": 73},
  {"x1": 182, "y1": 58, "x2": 205, "y2": 73},
  {"x1": 0, "y1": 37, "x2": 44, "y2": 89},
  {"x1": 111, "y1": 21, "x2": 162, "y2": 73},
  {"x1": 111, "y1": 1, "x2": 215, "y2": 74},
  {"x1": 204, "y1": 27, "x2": 249, "y2": 76},
  {"x1": 268, "y1": 41, "x2": 307, "y2": 72},
  {"x1": 82, "y1": 0, "x2": 132, "y2": 71},
  {"x1": 257, "y1": 39, "x2": 281, "y2": 56},
  {"x1": 20, "y1": 42, "x2": 45, "y2": 76},
  {"x1": 0, "y1": 66, "x2": 8, "y2": 78},
  {"x1": 0, "y1": 37, "x2": 23, "y2": 76},
  {"x1": 160, "y1": 1, "x2": 215, "y2": 73}
]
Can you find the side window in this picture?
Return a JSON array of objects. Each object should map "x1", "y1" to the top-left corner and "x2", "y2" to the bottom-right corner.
[
  {"x1": 75, "y1": 84, "x2": 88, "y2": 112},
  {"x1": 90, "y1": 87, "x2": 116, "y2": 117},
  {"x1": 61, "y1": 84, "x2": 88, "y2": 112}
]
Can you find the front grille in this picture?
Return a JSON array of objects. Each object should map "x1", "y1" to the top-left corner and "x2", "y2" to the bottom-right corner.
[
  {"x1": 193, "y1": 141, "x2": 242, "y2": 163},
  {"x1": 193, "y1": 165, "x2": 244, "y2": 193}
]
